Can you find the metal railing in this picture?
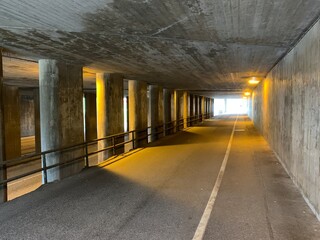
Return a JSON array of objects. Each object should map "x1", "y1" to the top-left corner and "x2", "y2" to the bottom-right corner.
[{"x1": 0, "y1": 113, "x2": 212, "y2": 199}]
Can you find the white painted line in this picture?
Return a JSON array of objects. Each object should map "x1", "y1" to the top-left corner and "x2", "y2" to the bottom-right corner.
[{"x1": 192, "y1": 116, "x2": 238, "y2": 240}]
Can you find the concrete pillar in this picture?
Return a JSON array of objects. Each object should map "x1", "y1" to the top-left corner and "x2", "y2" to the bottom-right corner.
[
  {"x1": 183, "y1": 91, "x2": 189, "y2": 128},
  {"x1": 201, "y1": 96, "x2": 205, "y2": 121},
  {"x1": 129, "y1": 80, "x2": 148, "y2": 148},
  {"x1": 206, "y1": 98, "x2": 209, "y2": 118},
  {"x1": 173, "y1": 90, "x2": 182, "y2": 132},
  {"x1": 212, "y1": 98, "x2": 215, "y2": 117},
  {"x1": 0, "y1": 50, "x2": 7, "y2": 202},
  {"x1": 84, "y1": 92, "x2": 97, "y2": 142},
  {"x1": 210, "y1": 98, "x2": 214, "y2": 118},
  {"x1": 125, "y1": 95, "x2": 129, "y2": 132},
  {"x1": 163, "y1": 89, "x2": 172, "y2": 135},
  {"x1": 96, "y1": 73, "x2": 124, "y2": 162},
  {"x1": 224, "y1": 98, "x2": 227, "y2": 113},
  {"x1": 195, "y1": 95, "x2": 199, "y2": 121},
  {"x1": 149, "y1": 85, "x2": 163, "y2": 142},
  {"x1": 3, "y1": 86, "x2": 21, "y2": 160},
  {"x1": 39, "y1": 60, "x2": 84, "y2": 183},
  {"x1": 189, "y1": 94, "x2": 194, "y2": 117},
  {"x1": 34, "y1": 89, "x2": 41, "y2": 153}
]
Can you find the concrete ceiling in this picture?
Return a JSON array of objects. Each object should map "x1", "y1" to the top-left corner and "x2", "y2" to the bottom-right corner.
[{"x1": 1, "y1": 0, "x2": 320, "y2": 93}]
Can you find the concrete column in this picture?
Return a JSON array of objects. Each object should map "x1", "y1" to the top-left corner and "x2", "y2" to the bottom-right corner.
[
  {"x1": 34, "y1": 89, "x2": 41, "y2": 153},
  {"x1": 163, "y1": 89, "x2": 172, "y2": 135},
  {"x1": 84, "y1": 92, "x2": 97, "y2": 142},
  {"x1": 224, "y1": 98, "x2": 227, "y2": 113},
  {"x1": 209, "y1": 98, "x2": 214, "y2": 117},
  {"x1": 96, "y1": 73, "x2": 124, "y2": 162},
  {"x1": 125, "y1": 95, "x2": 129, "y2": 132},
  {"x1": 149, "y1": 85, "x2": 163, "y2": 142},
  {"x1": 3, "y1": 86, "x2": 21, "y2": 160},
  {"x1": 39, "y1": 60, "x2": 84, "y2": 183},
  {"x1": 212, "y1": 98, "x2": 215, "y2": 117},
  {"x1": 183, "y1": 91, "x2": 189, "y2": 128},
  {"x1": 201, "y1": 96, "x2": 205, "y2": 120},
  {"x1": 189, "y1": 94, "x2": 194, "y2": 117},
  {"x1": 195, "y1": 95, "x2": 199, "y2": 121},
  {"x1": 208, "y1": 99, "x2": 210, "y2": 116},
  {"x1": 129, "y1": 80, "x2": 148, "y2": 148},
  {"x1": 0, "y1": 50, "x2": 6, "y2": 202},
  {"x1": 173, "y1": 90, "x2": 182, "y2": 132},
  {"x1": 206, "y1": 98, "x2": 209, "y2": 118}
]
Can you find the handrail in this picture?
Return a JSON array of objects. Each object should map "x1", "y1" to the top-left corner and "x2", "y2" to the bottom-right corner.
[{"x1": 0, "y1": 113, "x2": 213, "y2": 188}]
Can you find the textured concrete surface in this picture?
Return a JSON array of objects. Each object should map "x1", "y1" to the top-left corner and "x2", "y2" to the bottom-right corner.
[
  {"x1": 0, "y1": 116, "x2": 319, "y2": 239},
  {"x1": 0, "y1": 50, "x2": 6, "y2": 203},
  {"x1": 251, "y1": 17, "x2": 320, "y2": 219},
  {"x1": 96, "y1": 73, "x2": 124, "y2": 161},
  {"x1": 163, "y1": 89, "x2": 173, "y2": 135},
  {"x1": 129, "y1": 80, "x2": 148, "y2": 147},
  {"x1": 3, "y1": 85, "x2": 21, "y2": 160},
  {"x1": 173, "y1": 90, "x2": 182, "y2": 132},
  {"x1": 183, "y1": 91, "x2": 189, "y2": 128},
  {"x1": 149, "y1": 85, "x2": 163, "y2": 142},
  {"x1": 33, "y1": 88, "x2": 41, "y2": 153},
  {"x1": 1, "y1": 1, "x2": 320, "y2": 91},
  {"x1": 39, "y1": 60, "x2": 84, "y2": 182},
  {"x1": 19, "y1": 91, "x2": 35, "y2": 137},
  {"x1": 84, "y1": 92, "x2": 97, "y2": 142}
]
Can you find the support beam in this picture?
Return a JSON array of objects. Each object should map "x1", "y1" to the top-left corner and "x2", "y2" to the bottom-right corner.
[
  {"x1": 163, "y1": 89, "x2": 173, "y2": 135},
  {"x1": 148, "y1": 85, "x2": 163, "y2": 142},
  {"x1": 0, "y1": 50, "x2": 6, "y2": 203},
  {"x1": 39, "y1": 60, "x2": 84, "y2": 183},
  {"x1": 96, "y1": 73, "x2": 124, "y2": 162},
  {"x1": 129, "y1": 80, "x2": 148, "y2": 148},
  {"x1": 3, "y1": 86, "x2": 21, "y2": 160}
]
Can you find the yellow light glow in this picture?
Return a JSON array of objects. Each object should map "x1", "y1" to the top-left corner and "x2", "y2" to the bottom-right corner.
[
  {"x1": 248, "y1": 77, "x2": 260, "y2": 84},
  {"x1": 244, "y1": 92, "x2": 251, "y2": 96}
]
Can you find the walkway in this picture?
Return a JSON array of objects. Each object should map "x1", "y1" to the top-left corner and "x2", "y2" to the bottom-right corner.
[{"x1": 0, "y1": 116, "x2": 319, "y2": 239}]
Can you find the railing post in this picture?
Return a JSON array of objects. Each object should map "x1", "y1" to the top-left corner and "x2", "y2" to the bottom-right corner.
[
  {"x1": 85, "y1": 143, "x2": 89, "y2": 168},
  {"x1": 42, "y1": 154, "x2": 48, "y2": 184}
]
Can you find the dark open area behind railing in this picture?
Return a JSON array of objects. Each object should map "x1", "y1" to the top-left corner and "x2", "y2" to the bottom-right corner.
[{"x1": 0, "y1": 113, "x2": 212, "y2": 201}]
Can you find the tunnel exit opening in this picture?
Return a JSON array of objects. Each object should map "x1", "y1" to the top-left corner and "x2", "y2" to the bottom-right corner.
[{"x1": 214, "y1": 98, "x2": 248, "y2": 116}]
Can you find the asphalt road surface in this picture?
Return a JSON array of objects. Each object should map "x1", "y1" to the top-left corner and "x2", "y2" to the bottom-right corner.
[{"x1": 1, "y1": 116, "x2": 319, "y2": 239}]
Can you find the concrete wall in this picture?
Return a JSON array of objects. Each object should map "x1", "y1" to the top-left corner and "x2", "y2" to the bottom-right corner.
[
  {"x1": 251, "y1": 19, "x2": 320, "y2": 219},
  {"x1": 84, "y1": 92, "x2": 97, "y2": 142},
  {"x1": 3, "y1": 85, "x2": 21, "y2": 160},
  {"x1": 20, "y1": 92, "x2": 35, "y2": 137}
]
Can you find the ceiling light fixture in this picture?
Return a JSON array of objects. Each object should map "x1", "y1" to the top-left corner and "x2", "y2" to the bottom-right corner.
[{"x1": 248, "y1": 77, "x2": 260, "y2": 84}]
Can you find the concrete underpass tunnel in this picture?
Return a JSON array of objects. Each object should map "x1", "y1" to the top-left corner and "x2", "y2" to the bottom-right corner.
[
  {"x1": 0, "y1": 61, "x2": 214, "y2": 201},
  {"x1": 1, "y1": 1, "x2": 320, "y2": 235}
]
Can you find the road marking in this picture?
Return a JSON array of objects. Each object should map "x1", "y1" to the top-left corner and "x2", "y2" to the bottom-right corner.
[{"x1": 192, "y1": 116, "x2": 238, "y2": 240}]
